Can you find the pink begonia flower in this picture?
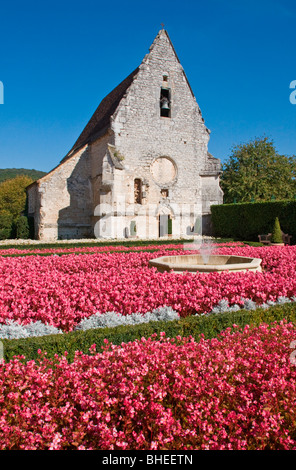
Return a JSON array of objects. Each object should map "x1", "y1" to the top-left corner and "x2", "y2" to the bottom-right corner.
[
  {"x1": 0, "y1": 321, "x2": 296, "y2": 449},
  {"x1": 0, "y1": 244, "x2": 295, "y2": 331}
]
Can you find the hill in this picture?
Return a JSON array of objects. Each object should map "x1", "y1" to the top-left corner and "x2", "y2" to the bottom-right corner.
[{"x1": 0, "y1": 168, "x2": 46, "y2": 183}]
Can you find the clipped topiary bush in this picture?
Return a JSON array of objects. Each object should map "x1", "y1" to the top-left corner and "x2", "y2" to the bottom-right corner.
[{"x1": 271, "y1": 217, "x2": 283, "y2": 244}]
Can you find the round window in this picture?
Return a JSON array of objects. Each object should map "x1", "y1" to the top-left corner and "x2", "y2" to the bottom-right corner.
[{"x1": 150, "y1": 157, "x2": 177, "y2": 185}]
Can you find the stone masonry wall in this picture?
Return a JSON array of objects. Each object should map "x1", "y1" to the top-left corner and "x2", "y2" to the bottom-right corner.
[
  {"x1": 109, "y1": 29, "x2": 222, "y2": 238},
  {"x1": 28, "y1": 30, "x2": 222, "y2": 241},
  {"x1": 28, "y1": 145, "x2": 93, "y2": 240}
]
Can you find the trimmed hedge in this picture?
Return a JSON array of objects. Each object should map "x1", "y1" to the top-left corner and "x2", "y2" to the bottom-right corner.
[
  {"x1": 2, "y1": 302, "x2": 296, "y2": 362},
  {"x1": 0, "y1": 238, "x2": 193, "y2": 251},
  {"x1": 211, "y1": 200, "x2": 296, "y2": 242}
]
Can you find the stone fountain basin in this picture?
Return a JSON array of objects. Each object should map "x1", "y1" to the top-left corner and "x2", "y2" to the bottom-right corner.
[{"x1": 149, "y1": 254, "x2": 262, "y2": 273}]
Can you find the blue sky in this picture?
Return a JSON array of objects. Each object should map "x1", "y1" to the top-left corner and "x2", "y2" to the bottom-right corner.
[{"x1": 0, "y1": 0, "x2": 295, "y2": 172}]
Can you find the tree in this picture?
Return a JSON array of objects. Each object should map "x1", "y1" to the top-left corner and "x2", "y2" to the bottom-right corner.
[
  {"x1": 220, "y1": 137, "x2": 296, "y2": 204},
  {"x1": 0, "y1": 175, "x2": 33, "y2": 220},
  {"x1": 0, "y1": 175, "x2": 33, "y2": 239},
  {"x1": 16, "y1": 215, "x2": 30, "y2": 239},
  {"x1": 0, "y1": 168, "x2": 46, "y2": 183},
  {"x1": 0, "y1": 210, "x2": 14, "y2": 240}
]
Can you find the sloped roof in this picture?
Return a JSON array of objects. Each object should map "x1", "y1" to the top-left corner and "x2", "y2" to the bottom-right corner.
[{"x1": 61, "y1": 66, "x2": 139, "y2": 162}]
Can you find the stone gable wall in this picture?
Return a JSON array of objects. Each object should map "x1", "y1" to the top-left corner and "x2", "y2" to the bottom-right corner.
[
  {"x1": 27, "y1": 30, "x2": 223, "y2": 240},
  {"x1": 108, "y1": 30, "x2": 222, "y2": 237}
]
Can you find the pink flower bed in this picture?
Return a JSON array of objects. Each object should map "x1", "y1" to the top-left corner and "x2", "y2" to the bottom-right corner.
[
  {"x1": 1, "y1": 321, "x2": 296, "y2": 450},
  {"x1": 0, "y1": 244, "x2": 296, "y2": 331}
]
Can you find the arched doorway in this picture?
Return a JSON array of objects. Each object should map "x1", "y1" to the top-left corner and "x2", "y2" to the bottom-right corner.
[{"x1": 156, "y1": 205, "x2": 174, "y2": 237}]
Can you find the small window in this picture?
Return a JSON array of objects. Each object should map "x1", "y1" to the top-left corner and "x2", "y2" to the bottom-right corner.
[
  {"x1": 161, "y1": 188, "x2": 169, "y2": 198},
  {"x1": 163, "y1": 75, "x2": 168, "y2": 82},
  {"x1": 134, "y1": 178, "x2": 142, "y2": 204},
  {"x1": 160, "y1": 88, "x2": 171, "y2": 118}
]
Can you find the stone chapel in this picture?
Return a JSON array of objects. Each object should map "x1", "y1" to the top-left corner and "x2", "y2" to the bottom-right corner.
[{"x1": 26, "y1": 29, "x2": 223, "y2": 240}]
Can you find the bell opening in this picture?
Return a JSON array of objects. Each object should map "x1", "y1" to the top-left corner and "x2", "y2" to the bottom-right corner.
[{"x1": 160, "y1": 87, "x2": 171, "y2": 118}]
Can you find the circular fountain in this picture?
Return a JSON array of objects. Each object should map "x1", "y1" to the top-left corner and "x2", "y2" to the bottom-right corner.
[
  {"x1": 149, "y1": 239, "x2": 262, "y2": 274},
  {"x1": 149, "y1": 250, "x2": 262, "y2": 274}
]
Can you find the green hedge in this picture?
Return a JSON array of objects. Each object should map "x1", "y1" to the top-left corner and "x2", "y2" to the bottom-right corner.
[
  {"x1": 211, "y1": 200, "x2": 296, "y2": 242},
  {"x1": 0, "y1": 237, "x2": 192, "y2": 251},
  {"x1": 2, "y1": 303, "x2": 296, "y2": 362}
]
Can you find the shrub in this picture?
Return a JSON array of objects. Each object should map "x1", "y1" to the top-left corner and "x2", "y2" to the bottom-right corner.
[
  {"x1": 0, "y1": 211, "x2": 13, "y2": 240},
  {"x1": 271, "y1": 217, "x2": 283, "y2": 244},
  {"x1": 15, "y1": 215, "x2": 30, "y2": 239},
  {"x1": 0, "y1": 320, "x2": 63, "y2": 340},
  {"x1": 2, "y1": 302, "x2": 296, "y2": 363},
  {"x1": 211, "y1": 200, "x2": 296, "y2": 242},
  {"x1": 74, "y1": 306, "x2": 179, "y2": 331}
]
